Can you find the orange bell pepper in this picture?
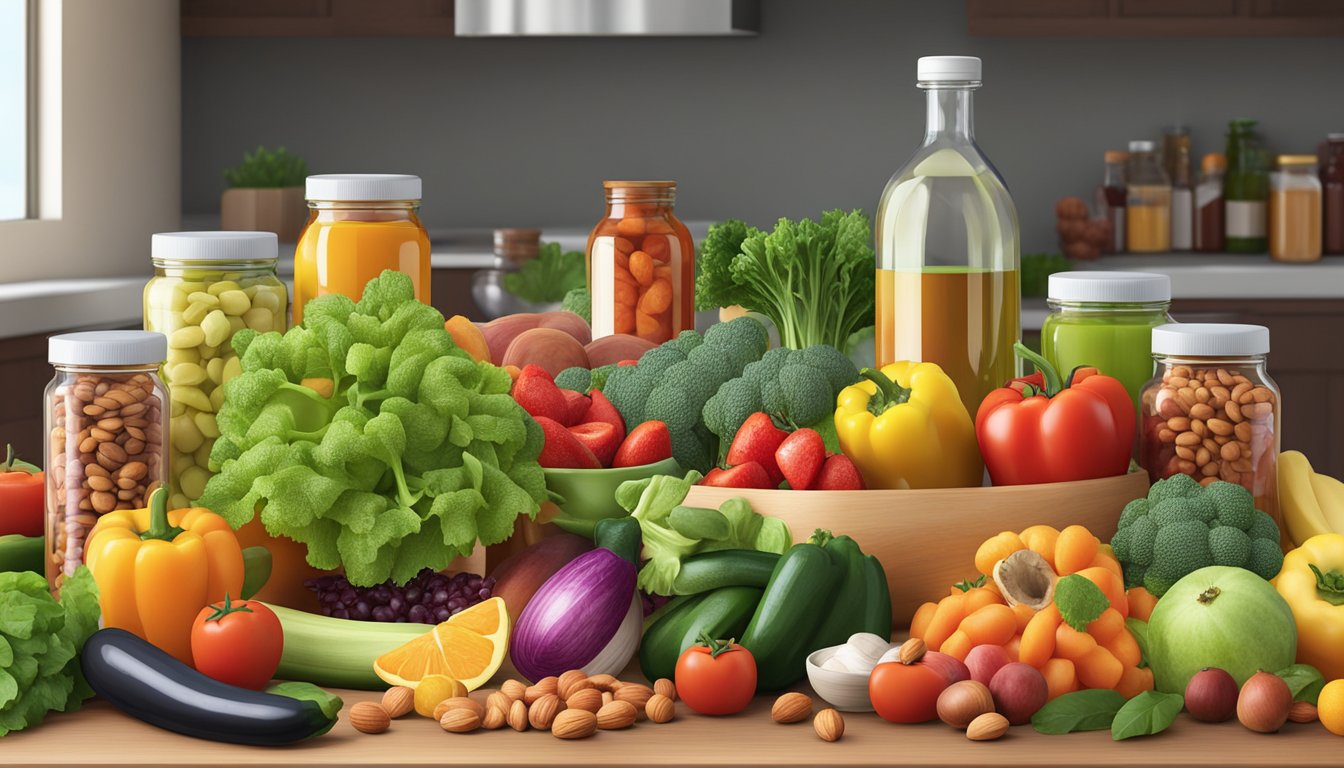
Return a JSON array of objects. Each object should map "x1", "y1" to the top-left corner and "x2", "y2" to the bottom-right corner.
[{"x1": 85, "y1": 487, "x2": 244, "y2": 665}]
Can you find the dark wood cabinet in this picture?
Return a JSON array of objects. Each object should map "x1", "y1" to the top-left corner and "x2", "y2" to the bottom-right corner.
[
  {"x1": 182, "y1": 0, "x2": 454, "y2": 37},
  {"x1": 968, "y1": 0, "x2": 1344, "y2": 36}
]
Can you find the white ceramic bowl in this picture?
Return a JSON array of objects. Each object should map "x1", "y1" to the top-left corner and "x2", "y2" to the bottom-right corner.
[{"x1": 805, "y1": 646, "x2": 875, "y2": 712}]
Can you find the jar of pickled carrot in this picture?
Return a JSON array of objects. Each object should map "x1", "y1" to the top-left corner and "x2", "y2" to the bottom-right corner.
[
  {"x1": 586, "y1": 181, "x2": 695, "y2": 343},
  {"x1": 293, "y1": 174, "x2": 431, "y2": 324}
]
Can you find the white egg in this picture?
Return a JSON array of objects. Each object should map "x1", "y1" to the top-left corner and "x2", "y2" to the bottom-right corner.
[{"x1": 845, "y1": 632, "x2": 894, "y2": 661}]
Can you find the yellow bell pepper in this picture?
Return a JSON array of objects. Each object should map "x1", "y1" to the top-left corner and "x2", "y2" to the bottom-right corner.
[
  {"x1": 834, "y1": 361, "x2": 983, "y2": 490},
  {"x1": 85, "y1": 487, "x2": 244, "y2": 665},
  {"x1": 1276, "y1": 533, "x2": 1344, "y2": 682}
]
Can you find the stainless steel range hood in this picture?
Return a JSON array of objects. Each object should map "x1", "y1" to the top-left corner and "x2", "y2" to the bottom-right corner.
[{"x1": 454, "y1": 0, "x2": 760, "y2": 37}]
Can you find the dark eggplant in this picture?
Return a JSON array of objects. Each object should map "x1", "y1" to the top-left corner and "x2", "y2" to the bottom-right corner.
[{"x1": 81, "y1": 628, "x2": 340, "y2": 746}]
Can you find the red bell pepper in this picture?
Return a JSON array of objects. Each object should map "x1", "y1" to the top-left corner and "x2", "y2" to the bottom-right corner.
[{"x1": 975, "y1": 344, "x2": 1135, "y2": 486}]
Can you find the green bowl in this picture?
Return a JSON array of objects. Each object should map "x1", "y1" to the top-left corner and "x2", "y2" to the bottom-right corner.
[{"x1": 544, "y1": 458, "x2": 682, "y2": 537}]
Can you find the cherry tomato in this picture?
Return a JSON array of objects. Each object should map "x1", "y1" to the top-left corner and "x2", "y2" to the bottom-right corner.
[
  {"x1": 869, "y1": 655, "x2": 962, "y2": 723},
  {"x1": 0, "y1": 445, "x2": 43, "y2": 537},
  {"x1": 190, "y1": 594, "x2": 283, "y2": 690},
  {"x1": 675, "y1": 633, "x2": 757, "y2": 715}
]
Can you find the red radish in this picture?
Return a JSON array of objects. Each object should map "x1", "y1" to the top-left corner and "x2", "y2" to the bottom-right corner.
[
  {"x1": 583, "y1": 390, "x2": 627, "y2": 443},
  {"x1": 535, "y1": 416, "x2": 601, "y2": 469},
  {"x1": 511, "y1": 365, "x2": 569, "y2": 423},
  {"x1": 775, "y1": 428, "x2": 826, "y2": 490},
  {"x1": 725, "y1": 413, "x2": 788, "y2": 485},
  {"x1": 613, "y1": 420, "x2": 673, "y2": 468},
  {"x1": 560, "y1": 389, "x2": 591, "y2": 427},
  {"x1": 964, "y1": 644, "x2": 1012, "y2": 687},
  {"x1": 816, "y1": 454, "x2": 865, "y2": 490},
  {"x1": 700, "y1": 461, "x2": 775, "y2": 490},
  {"x1": 568, "y1": 421, "x2": 621, "y2": 467}
]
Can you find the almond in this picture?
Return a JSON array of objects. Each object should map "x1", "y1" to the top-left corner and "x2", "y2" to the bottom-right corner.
[
  {"x1": 596, "y1": 700, "x2": 637, "y2": 730},
  {"x1": 349, "y1": 701, "x2": 391, "y2": 734},
  {"x1": 501, "y1": 679, "x2": 527, "y2": 701},
  {"x1": 646, "y1": 693, "x2": 675, "y2": 724},
  {"x1": 525, "y1": 677, "x2": 559, "y2": 705},
  {"x1": 1289, "y1": 701, "x2": 1318, "y2": 723},
  {"x1": 813, "y1": 708, "x2": 844, "y2": 742},
  {"x1": 439, "y1": 708, "x2": 482, "y2": 733},
  {"x1": 380, "y1": 686, "x2": 414, "y2": 719},
  {"x1": 899, "y1": 637, "x2": 927, "y2": 665},
  {"x1": 529, "y1": 693, "x2": 562, "y2": 730},
  {"x1": 602, "y1": 691, "x2": 614, "y2": 706},
  {"x1": 435, "y1": 696, "x2": 483, "y2": 721},
  {"x1": 653, "y1": 678, "x2": 677, "y2": 702},
  {"x1": 551, "y1": 709, "x2": 597, "y2": 740},
  {"x1": 557, "y1": 669, "x2": 592, "y2": 700},
  {"x1": 508, "y1": 699, "x2": 529, "y2": 732},
  {"x1": 486, "y1": 691, "x2": 512, "y2": 714},
  {"x1": 614, "y1": 683, "x2": 655, "y2": 716},
  {"x1": 966, "y1": 712, "x2": 1009, "y2": 741},
  {"x1": 771, "y1": 692, "x2": 813, "y2": 724},
  {"x1": 587, "y1": 673, "x2": 619, "y2": 692},
  {"x1": 483, "y1": 703, "x2": 508, "y2": 730},
  {"x1": 566, "y1": 687, "x2": 604, "y2": 713}
]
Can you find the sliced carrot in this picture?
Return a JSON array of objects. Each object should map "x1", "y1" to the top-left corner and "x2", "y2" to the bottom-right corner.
[
  {"x1": 923, "y1": 592, "x2": 967, "y2": 652},
  {"x1": 1011, "y1": 603, "x2": 1036, "y2": 633},
  {"x1": 1126, "y1": 586, "x2": 1158, "y2": 622},
  {"x1": 1115, "y1": 665, "x2": 1154, "y2": 699},
  {"x1": 629, "y1": 251, "x2": 654, "y2": 286},
  {"x1": 941, "y1": 630, "x2": 973, "y2": 662},
  {"x1": 963, "y1": 586, "x2": 1004, "y2": 614},
  {"x1": 960, "y1": 604, "x2": 1018, "y2": 647},
  {"x1": 1019, "y1": 604, "x2": 1061, "y2": 668},
  {"x1": 1086, "y1": 607, "x2": 1125, "y2": 645},
  {"x1": 638, "y1": 279, "x2": 673, "y2": 315},
  {"x1": 1103, "y1": 626, "x2": 1142, "y2": 669},
  {"x1": 1019, "y1": 524, "x2": 1061, "y2": 564},
  {"x1": 616, "y1": 217, "x2": 647, "y2": 238},
  {"x1": 1076, "y1": 646, "x2": 1124, "y2": 690},
  {"x1": 1054, "y1": 622, "x2": 1099, "y2": 661},
  {"x1": 1088, "y1": 550, "x2": 1125, "y2": 583},
  {"x1": 974, "y1": 532, "x2": 1025, "y2": 577},
  {"x1": 1003, "y1": 635, "x2": 1021, "y2": 663},
  {"x1": 909, "y1": 601, "x2": 938, "y2": 640},
  {"x1": 1041, "y1": 658, "x2": 1078, "y2": 701},
  {"x1": 1054, "y1": 525, "x2": 1099, "y2": 575},
  {"x1": 1075, "y1": 566, "x2": 1128, "y2": 619}
]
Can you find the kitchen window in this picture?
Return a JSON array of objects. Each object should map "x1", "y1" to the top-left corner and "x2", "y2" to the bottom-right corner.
[{"x1": 0, "y1": 0, "x2": 27, "y2": 221}]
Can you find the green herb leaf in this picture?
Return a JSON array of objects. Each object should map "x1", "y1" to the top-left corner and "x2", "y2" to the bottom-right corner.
[
  {"x1": 267, "y1": 681, "x2": 343, "y2": 737},
  {"x1": 1031, "y1": 689, "x2": 1127, "y2": 735},
  {"x1": 223, "y1": 145, "x2": 307, "y2": 188},
  {"x1": 502, "y1": 242, "x2": 586, "y2": 304},
  {"x1": 1055, "y1": 573, "x2": 1109, "y2": 632},
  {"x1": 1111, "y1": 691, "x2": 1183, "y2": 741},
  {"x1": 1126, "y1": 618, "x2": 1150, "y2": 669},
  {"x1": 1277, "y1": 663, "x2": 1326, "y2": 705},
  {"x1": 953, "y1": 574, "x2": 987, "y2": 593}
]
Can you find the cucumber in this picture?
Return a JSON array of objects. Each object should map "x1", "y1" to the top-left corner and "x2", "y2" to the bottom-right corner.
[
  {"x1": 739, "y1": 538, "x2": 841, "y2": 691},
  {"x1": 266, "y1": 603, "x2": 433, "y2": 690},
  {"x1": 639, "y1": 586, "x2": 761, "y2": 682},
  {"x1": 0, "y1": 534, "x2": 43, "y2": 573},
  {"x1": 671, "y1": 549, "x2": 779, "y2": 595}
]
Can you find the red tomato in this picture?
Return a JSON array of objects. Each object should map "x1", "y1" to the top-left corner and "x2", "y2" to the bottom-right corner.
[
  {"x1": 869, "y1": 659, "x2": 953, "y2": 723},
  {"x1": 675, "y1": 635, "x2": 757, "y2": 716},
  {"x1": 0, "y1": 445, "x2": 44, "y2": 537},
  {"x1": 190, "y1": 595, "x2": 283, "y2": 690}
]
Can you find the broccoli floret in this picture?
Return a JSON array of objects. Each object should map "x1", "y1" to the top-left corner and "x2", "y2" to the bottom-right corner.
[
  {"x1": 671, "y1": 330, "x2": 703, "y2": 356},
  {"x1": 560, "y1": 287, "x2": 591, "y2": 323},
  {"x1": 588, "y1": 363, "x2": 616, "y2": 393},
  {"x1": 554, "y1": 366, "x2": 592, "y2": 393},
  {"x1": 1110, "y1": 478, "x2": 1283, "y2": 596}
]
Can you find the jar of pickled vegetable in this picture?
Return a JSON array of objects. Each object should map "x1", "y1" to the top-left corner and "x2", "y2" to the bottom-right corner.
[
  {"x1": 143, "y1": 231, "x2": 288, "y2": 508},
  {"x1": 586, "y1": 180, "x2": 695, "y2": 343}
]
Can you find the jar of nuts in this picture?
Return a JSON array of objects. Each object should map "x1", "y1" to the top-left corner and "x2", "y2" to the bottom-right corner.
[
  {"x1": 144, "y1": 232, "x2": 288, "y2": 509},
  {"x1": 45, "y1": 331, "x2": 169, "y2": 595},
  {"x1": 1140, "y1": 324, "x2": 1281, "y2": 529}
]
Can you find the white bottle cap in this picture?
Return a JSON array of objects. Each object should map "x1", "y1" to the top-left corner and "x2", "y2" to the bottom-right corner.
[
  {"x1": 1129, "y1": 140, "x2": 1155, "y2": 153},
  {"x1": 917, "y1": 56, "x2": 982, "y2": 83},
  {"x1": 49, "y1": 331, "x2": 167, "y2": 366},
  {"x1": 151, "y1": 231, "x2": 278, "y2": 264},
  {"x1": 306, "y1": 174, "x2": 422, "y2": 202},
  {"x1": 1048, "y1": 271, "x2": 1171, "y2": 304},
  {"x1": 1151, "y1": 324, "x2": 1270, "y2": 357}
]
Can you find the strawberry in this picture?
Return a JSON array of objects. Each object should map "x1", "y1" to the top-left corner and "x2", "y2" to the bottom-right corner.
[
  {"x1": 816, "y1": 454, "x2": 865, "y2": 491},
  {"x1": 700, "y1": 461, "x2": 774, "y2": 489},
  {"x1": 560, "y1": 389, "x2": 592, "y2": 427},
  {"x1": 612, "y1": 420, "x2": 673, "y2": 468},
  {"x1": 616, "y1": 359, "x2": 639, "y2": 367},
  {"x1": 511, "y1": 364, "x2": 569, "y2": 423},
  {"x1": 775, "y1": 428, "x2": 826, "y2": 490},
  {"x1": 535, "y1": 415, "x2": 601, "y2": 469},
  {"x1": 568, "y1": 421, "x2": 621, "y2": 467},
  {"x1": 582, "y1": 390, "x2": 627, "y2": 444},
  {"x1": 725, "y1": 412, "x2": 788, "y2": 485}
]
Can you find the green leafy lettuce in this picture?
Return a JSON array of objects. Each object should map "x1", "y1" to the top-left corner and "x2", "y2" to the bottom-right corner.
[
  {"x1": 503, "y1": 242, "x2": 586, "y2": 304},
  {"x1": 0, "y1": 567, "x2": 101, "y2": 737},
  {"x1": 196, "y1": 270, "x2": 547, "y2": 586}
]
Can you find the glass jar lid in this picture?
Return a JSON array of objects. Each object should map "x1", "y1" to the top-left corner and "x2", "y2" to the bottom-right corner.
[
  {"x1": 49, "y1": 331, "x2": 167, "y2": 366},
  {"x1": 1128, "y1": 140, "x2": 1155, "y2": 153},
  {"x1": 1049, "y1": 271, "x2": 1171, "y2": 304},
  {"x1": 306, "y1": 174, "x2": 421, "y2": 201},
  {"x1": 1277, "y1": 154, "x2": 1318, "y2": 167},
  {"x1": 151, "y1": 231, "x2": 278, "y2": 266},
  {"x1": 1151, "y1": 323, "x2": 1269, "y2": 357}
]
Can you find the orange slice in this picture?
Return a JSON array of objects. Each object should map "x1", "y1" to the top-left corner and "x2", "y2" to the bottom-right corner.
[{"x1": 373, "y1": 597, "x2": 510, "y2": 691}]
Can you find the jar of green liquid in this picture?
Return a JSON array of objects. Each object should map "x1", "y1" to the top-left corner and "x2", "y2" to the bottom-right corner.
[{"x1": 1041, "y1": 272, "x2": 1172, "y2": 411}]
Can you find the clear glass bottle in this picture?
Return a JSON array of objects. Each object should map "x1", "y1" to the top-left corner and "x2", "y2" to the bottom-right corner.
[
  {"x1": 1225, "y1": 119, "x2": 1270, "y2": 253},
  {"x1": 1323, "y1": 133, "x2": 1344, "y2": 254},
  {"x1": 876, "y1": 55, "x2": 1020, "y2": 417},
  {"x1": 45, "y1": 331, "x2": 168, "y2": 595},
  {"x1": 1195, "y1": 153, "x2": 1226, "y2": 253},
  {"x1": 1095, "y1": 151, "x2": 1128, "y2": 253},
  {"x1": 1164, "y1": 127, "x2": 1194, "y2": 251},
  {"x1": 586, "y1": 181, "x2": 696, "y2": 344},
  {"x1": 143, "y1": 231, "x2": 288, "y2": 508},
  {"x1": 1139, "y1": 324, "x2": 1280, "y2": 533},
  {"x1": 1125, "y1": 140, "x2": 1172, "y2": 253},
  {"x1": 1269, "y1": 155, "x2": 1323, "y2": 263}
]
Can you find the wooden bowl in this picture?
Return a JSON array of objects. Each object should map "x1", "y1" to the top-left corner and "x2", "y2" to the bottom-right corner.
[{"x1": 682, "y1": 471, "x2": 1150, "y2": 629}]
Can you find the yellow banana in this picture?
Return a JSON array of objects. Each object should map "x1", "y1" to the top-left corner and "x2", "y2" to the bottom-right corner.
[
  {"x1": 1279, "y1": 450, "x2": 1331, "y2": 547},
  {"x1": 1310, "y1": 471, "x2": 1344, "y2": 533}
]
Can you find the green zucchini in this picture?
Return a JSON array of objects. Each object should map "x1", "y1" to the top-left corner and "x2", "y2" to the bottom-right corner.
[
  {"x1": 667, "y1": 505, "x2": 730, "y2": 540},
  {"x1": 593, "y1": 516, "x2": 642, "y2": 565},
  {"x1": 639, "y1": 586, "x2": 761, "y2": 682},
  {"x1": 860, "y1": 554, "x2": 893, "y2": 639},
  {"x1": 812, "y1": 533, "x2": 867, "y2": 651},
  {"x1": 266, "y1": 603, "x2": 432, "y2": 689},
  {"x1": 739, "y1": 533, "x2": 841, "y2": 691},
  {"x1": 0, "y1": 534, "x2": 43, "y2": 573},
  {"x1": 671, "y1": 549, "x2": 779, "y2": 595}
]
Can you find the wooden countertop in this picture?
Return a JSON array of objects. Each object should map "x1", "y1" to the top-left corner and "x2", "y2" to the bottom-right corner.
[{"x1": 5, "y1": 682, "x2": 1341, "y2": 767}]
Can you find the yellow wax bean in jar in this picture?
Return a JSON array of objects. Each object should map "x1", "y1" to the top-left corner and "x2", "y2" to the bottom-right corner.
[
  {"x1": 169, "y1": 326, "x2": 205, "y2": 349},
  {"x1": 186, "y1": 291, "x2": 219, "y2": 309},
  {"x1": 193, "y1": 442, "x2": 212, "y2": 469},
  {"x1": 179, "y1": 465, "x2": 211, "y2": 500},
  {"x1": 171, "y1": 362, "x2": 207, "y2": 386},
  {"x1": 205, "y1": 357, "x2": 225, "y2": 385},
  {"x1": 242, "y1": 284, "x2": 260, "y2": 300},
  {"x1": 200, "y1": 310, "x2": 231, "y2": 347},
  {"x1": 193, "y1": 411, "x2": 220, "y2": 439},
  {"x1": 166, "y1": 347, "x2": 199, "y2": 367},
  {"x1": 172, "y1": 413, "x2": 204, "y2": 453},
  {"x1": 172, "y1": 385, "x2": 213, "y2": 413},
  {"x1": 207, "y1": 280, "x2": 241, "y2": 296},
  {"x1": 252, "y1": 288, "x2": 282, "y2": 313},
  {"x1": 182, "y1": 302, "x2": 211, "y2": 325},
  {"x1": 217, "y1": 290, "x2": 251, "y2": 316},
  {"x1": 197, "y1": 344, "x2": 219, "y2": 360},
  {"x1": 243, "y1": 307, "x2": 273, "y2": 331},
  {"x1": 209, "y1": 386, "x2": 225, "y2": 411},
  {"x1": 222, "y1": 356, "x2": 242, "y2": 383}
]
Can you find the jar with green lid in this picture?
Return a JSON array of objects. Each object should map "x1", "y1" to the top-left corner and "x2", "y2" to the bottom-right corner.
[
  {"x1": 143, "y1": 231, "x2": 289, "y2": 508},
  {"x1": 1041, "y1": 271, "x2": 1172, "y2": 411}
]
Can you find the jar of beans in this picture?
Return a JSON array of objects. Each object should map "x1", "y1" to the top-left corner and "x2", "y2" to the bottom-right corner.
[
  {"x1": 45, "y1": 331, "x2": 168, "y2": 594},
  {"x1": 143, "y1": 232, "x2": 288, "y2": 509},
  {"x1": 586, "y1": 180, "x2": 696, "y2": 344},
  {"x1": 1139, "y1": 324, "x2": 1281, "y2": 530}
]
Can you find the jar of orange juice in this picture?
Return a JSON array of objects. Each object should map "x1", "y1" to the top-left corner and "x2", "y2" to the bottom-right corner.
[
  {"x1": 586, "y1": 181, "x2": 695, "y2": 343},
  {"x1": 293, "y1": 174, "x2": 431, "y2": 324}
]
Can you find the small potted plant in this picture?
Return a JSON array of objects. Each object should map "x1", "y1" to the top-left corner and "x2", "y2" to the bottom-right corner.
[{"x1": 220, "y1": 146, "x2": 308, "y2": 242}]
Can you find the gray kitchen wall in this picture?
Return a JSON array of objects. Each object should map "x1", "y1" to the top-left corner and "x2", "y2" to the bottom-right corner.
[{"x1": 181, "y1": 0, "x2": 1344, "y2": 252}]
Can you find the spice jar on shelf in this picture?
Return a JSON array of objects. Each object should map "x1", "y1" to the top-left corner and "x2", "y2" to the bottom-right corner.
[
  {"x1": 1139, "y1": 324, "x2": 1280, "y2": 531},
  {"x1": 586, "y1": 180, "x2": 695, "y2": 344},
  {"x1": 1126, "y1": 140, "x2": 1172, "y2": 253},
  {"x1": 1269, "y1": 154, "x2": 1323, "y2": 263},
  {"x1": 45, "y1": 331, "x2": 168, "y2": 595},
  {"x1": 143, "y1": 231, "x2": 288, "y2": 508}
]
